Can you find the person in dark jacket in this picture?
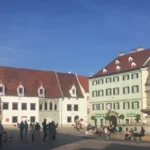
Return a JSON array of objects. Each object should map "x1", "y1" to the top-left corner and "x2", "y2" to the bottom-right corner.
[
  {"x1": 24, "y1": 121, "x2": 28, "y2": 136},
  {"x1": 51, "y1": 121, "x2": 56, "y2": 140},
  {"x1": 42, "y1": 119, "x2": 47, "y2": 142},
  {"x1": 20, "y1": 121, "x2": 24, "y2": 140}
]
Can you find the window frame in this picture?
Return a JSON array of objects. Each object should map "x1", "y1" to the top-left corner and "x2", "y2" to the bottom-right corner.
[
  {"x1": 67, "y1": 116, "x2": 72, "y2": 123},
  {"x1": 30, "y1": 103, "x2": 36, "y2": 110},
  {"x1": 3, "y1": 102, "x2": 9, "y2": 110},
  {"x1": 12, "y1": 103, "x2": 18, "y2": 110},
  {"x1": 74, "y1": 105, "x2": 78, "y2": 111},
  {"x1": 30, "y1": 116, "x2": 35, "y2": 123},
  {"x1": 12, "y1": 116, "x2": 18, "y2": 123},
  {"x1": 106, "y1": 88, "x2": 112, "y2": 96},
  {"x1": 21, "y1": 103, "x2": 27, "y2": 110},
  {"x1": 67, "y1": 104, "x2": 72, "y2": 111}
]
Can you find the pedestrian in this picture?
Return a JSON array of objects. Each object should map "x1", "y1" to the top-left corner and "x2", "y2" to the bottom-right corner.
[
  {"x1": 20, "y1": 121, "x2": 24, "y2": 140},
  {"x1": 24, "y1": 121, "x2": 28, "y2": 136},
  {"x1": 48, "y1": 122, "x2": 52, "y2": 140},
  {"x1": 31, "y1": 124, "x2": 35, "y2": 142},
  {"x1": 42, "y1": 119, "x2": 47, "y2": 142},
  {"x1": 51, "y1": 121, "x2": 56, "y2": 140},
  {"x1": 0, "y1": 121, "x2": 4, "y2": 148},
  {"x1": 35, "y1": 122, "x2": 41, "y2": 139}
]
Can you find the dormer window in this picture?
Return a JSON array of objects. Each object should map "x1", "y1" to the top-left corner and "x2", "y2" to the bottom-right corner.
[
  {"x1": 116, "y1": 65, "x2": 121, "y2": 70},
  {"x1": 72, "y1": 89, "x2": 75, "y2": 94},
  {"x1": 131, "y1": 62, "x2": 136, "y2": 67},
  {"x1": 115, "y1": 60, "x2": 120, "y2": 65},
  {"x1": 0, "y1": 81, "x2": 5, "y2": 96},
  {"x1": 128, "y1": 56, "x2": 133, "y2": 62},
  {"x1": 103, "y1": 68, "x2": 107, "y2": 73},
  {"x1": 38, "y1": 83, "x2": 45, "y2": 97},
  {"x1": 17, "y1": 82, "x2": 24, "y2": 96}
]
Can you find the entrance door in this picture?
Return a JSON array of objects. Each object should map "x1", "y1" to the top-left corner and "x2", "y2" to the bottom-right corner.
[{"x1": 109, "y1": 116, "x2": 117, "y2": 126}]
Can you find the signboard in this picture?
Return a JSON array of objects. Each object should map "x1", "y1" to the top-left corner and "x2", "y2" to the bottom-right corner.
[
  {"x1": 95, "y1": 114, "x2": 101, "y2": 118},
  {"x1": 21, "y1": 116, "x2": 27, "y2": 122},
  {"x1": 127, "y1": 114, "x2": 136, "y2": 117}
]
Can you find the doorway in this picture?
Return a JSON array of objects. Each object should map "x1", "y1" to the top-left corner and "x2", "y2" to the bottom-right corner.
[{"x1": 109, "y1": 115, "x2": 117, "y2": 126}]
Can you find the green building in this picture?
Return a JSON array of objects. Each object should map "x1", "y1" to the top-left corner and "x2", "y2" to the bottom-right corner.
[{"x1": 89, "y1": 48, "x2": 150, "y2": 126}]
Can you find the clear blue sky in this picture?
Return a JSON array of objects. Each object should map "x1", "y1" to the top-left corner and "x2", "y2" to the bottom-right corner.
[{"x1": 0, "y1": 0, "x2": 150, "y2": 76}]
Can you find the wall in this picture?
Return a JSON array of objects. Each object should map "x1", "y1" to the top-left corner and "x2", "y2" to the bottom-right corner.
[
  {"x1": 1, "y1": 96, "x2": 39, "y2": 125},
  {"x1": 61, "y1": 97, "x2": 87, "y2": 126}
]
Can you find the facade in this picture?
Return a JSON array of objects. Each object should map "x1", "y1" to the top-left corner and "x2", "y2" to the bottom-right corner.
[
  {"x1": 0, "y1": 66, "x2": 88, "y2": 126},
  {"x1": 89, "y1": 48, "x2": 150, "y2": 126}
]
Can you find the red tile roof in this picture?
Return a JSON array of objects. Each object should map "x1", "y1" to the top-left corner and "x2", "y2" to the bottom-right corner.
[
  {"x1": 92, "y1": 49, "x2": 150, "y2": 78},
  {"x1": 0, "y1": 66, "x2": 86, "y2": 98},
  {"x1": 57, "y1": 73, "x2": 84, "y2": 98},
  {"x1": 77, "y1": 76, "x2": 89, "y2": 92}
]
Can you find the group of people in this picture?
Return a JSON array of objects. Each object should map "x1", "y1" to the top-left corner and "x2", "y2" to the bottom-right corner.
[
  {"x1": 124, "y1": 126, "x2": 145, "y2": 141},
  {"x1": 18, "y1": 119, "x2": 57, "y2": 142}
]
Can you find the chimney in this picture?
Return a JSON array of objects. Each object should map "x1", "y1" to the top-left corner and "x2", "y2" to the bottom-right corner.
[
  {"x1": 137, "y1": 47, "x2": 144, "y2": 51},
  {"x1": 119, "y1": 52, "x2": 125, "y2": 56},
  {"x1": 131, "y1": 49, "x2": 137, "y2": 53}
]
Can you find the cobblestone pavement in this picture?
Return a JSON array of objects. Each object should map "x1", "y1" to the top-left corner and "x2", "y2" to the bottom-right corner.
[{"x1": 1, "y1": 127, "x2": 150, "y2": 150}]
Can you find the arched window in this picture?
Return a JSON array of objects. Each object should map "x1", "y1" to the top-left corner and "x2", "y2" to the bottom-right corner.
[
  {"x1": 50, "y1": 103, "x2": 53, "y2": 110},
  {"x1": 54, "y1": 104, "x2": 57, "y2": 110},
  {"x1": 44, "y1": 103, "x2": 47, "y2": 110},
  {"x1": 17, "y1": 82, "x2": 24, "y2": 96},
  {"x1": 38, "y1": 83, "x2": 45, "y2": 97}
]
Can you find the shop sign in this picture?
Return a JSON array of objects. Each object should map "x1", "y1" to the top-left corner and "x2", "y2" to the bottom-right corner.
[
  {"x1": 95, "y1": 114, "x2": 101, "y2": 118},
  {"x1": 127, "y1": 113, "x2": 136, "y2": 117}
]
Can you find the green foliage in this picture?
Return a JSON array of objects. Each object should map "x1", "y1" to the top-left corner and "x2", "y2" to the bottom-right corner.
[
  {"x1": 135, "y1": 114, "x2": 141, "y2": 122},
  {"x1": 105, "y1": 115, "x2": 110, "y2": 120},
  {"x1": 91, "y1": 116, "x2": 96, "y2": 120},
  {"x1": 119, "y1": 114, "x2": 125, "y2": 120}
]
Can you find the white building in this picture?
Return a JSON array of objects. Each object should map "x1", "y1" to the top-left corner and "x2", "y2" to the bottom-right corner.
[{"x1": 0, "y1": 66, "x2": 89, "y2": 126}]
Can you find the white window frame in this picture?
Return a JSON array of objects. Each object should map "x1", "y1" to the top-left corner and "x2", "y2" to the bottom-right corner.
[
  {"x1": 124, "y1": 87, "x2": 130, "y2": 94},
  {"x1": 113, "y1": 88, "x2": 119, "y2": 95},
  {"x1": 132, "y1": 85, "x2": 139, "y2": 93},
  {"x1": 133, "y1": 102, "x2": 138, "y2": 109},
  {"x1": 125, "y1": 102, "x2": 129, "y2": 109}
]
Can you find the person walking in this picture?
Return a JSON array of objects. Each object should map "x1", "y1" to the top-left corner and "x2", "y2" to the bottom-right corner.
[
  {"x1": 31, "y1": 124, "x2": 35, "y2": 142},
  {"x1": 24, "y1": 121, "x2": 28, "y2": 136},
  {"x1": 20, "y1": 121, "x2": 24, "y2": 140},
  {"x1": 35, "y1": 122, "x2": 41, "y2": 139},
  {"x1": 42, "y1": 119, "x2": 47, "y2": 142},
  {"x1": 0, "y1": 121, "x2": 4, "y2": 148},
  {"x1": 48, "y1": 122, "x2": 52, "y2": 140}
]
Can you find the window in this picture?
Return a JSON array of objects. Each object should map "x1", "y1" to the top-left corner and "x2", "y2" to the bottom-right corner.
[
  {"x1": 123, "y1": 102, "x2": 130, "y2": 109},
  {"x1": 100, "y1": 104, "x2": 104, "y2": 110},
  {"x1": 106, "y1": 88, "x2": 112, "y2": 96},
  {"x1": 97, "y1": 90, "x2": 104, "y2": 96},
  {"x1": 97, "y1": 80, "x2": 100, "y2": 84},
  {"x1": 113, "y1": 88, "x2": 119, "y2": 95},
  {"x1": 106, "y1": 103, "x2": 112, "y2": 110},
  {"x1": 67, "y1": 104, "x2": 72, "y2": 111},
  {"x1": 22, "y1": 103, "x2": 27, "y2": 110},
  {"x1": 92, "y1": 104, "x2": 95, "y2": 110},
  {"x1": 99, "y1": 79, "x2": 103, "y2": 84},
  {"x1": 131, "y1": 62, "x2": 136, "y2": 67},
  {"x1": 12, "y1": 103, "x2": 18, "y2": 110},
  {"x1": 74, "y1": 105, "x2": 78, "y2": 111},
  {"x1": 54, "y1": 104, "x2": 57, "y2": 110},
  {"x1": 3, "y1": 103, "x2": 8, "y2": 110},
  {"x1": 131, "y1": 73, "x2": 138, "y2": 79},
  {"x1": 96, "y1": 104, "x2": 100, "y2": 110},
  {"x1": 49, "y1": 103, "x2": 53, "y2": 110},
  {"x1": 106, "y1": 78, "x2": 111, "y2": 83},
  {"x1": 30, "y1": 103, "x2": 36, "y2": 110},
  {"x1": 19, "y1": 88, "x2": 23, "y2": 94},
  {"x1": 113, "y1": 103, "x2": 119, "y2": 110},
  {"x1": 39, "y1": 104, "x2": 42, "y2": 110},
  {"x1": 132, "y1": 101, "x2": 139, "y2": 109},
  {"x1": 123, "y1": 75, "x2": 129, "y2": 80},
  {"x1": 123, "y1": 87, "x2": 130, "y2": 94},
  {"x1": 67, "y1": 117, "x2": 72, "y2": 123},
  {"x1": 44, "y1": 103, "x2": 47, "y2": 110},
  {"x1": 72, "y1": 89, "x2": 75, "y2": 94},
  {"x1": 128, "y1": 57, "x2": 133, "y2": 62},
  {"x1": 40, "y1": 89, "x2": 43, "y2": 95},
  {"x1": 132, "y1": 85, "x2": 139, "y2": 93},
  {"x1": 92, "y1": 81, "x2": 94, "y2": 85},
  {"x1": 12, "y1": 116, "x2": 18, "y2": 123},
  {"x1": 92, "y1": 91, "x2": 97, "y2": 97},
  {"x1": 30, "y1": 116, "x2": 35, "y2": 123},
  {"x1": 113, "y1": 77, "x2": 119, "y2": 82},
  {"x1": 115, "y1": 60, "x2": 120, "y2": 64}
]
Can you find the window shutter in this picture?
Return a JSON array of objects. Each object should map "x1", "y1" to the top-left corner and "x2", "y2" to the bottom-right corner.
[
  {"x1": 137, "y1": 86, "x2": 139, "y2": 92},
  {"x1": 123, "y1": 88, "x2": 125, "y2": 94},
  {"x1": 136, "y1": 73, "x2": 139, "y2": 78},
  {"x1": 113, "y1": 78, "x2": 115, "y2": 82},
  {"x1": 110, "y1": 89, "x2": 112, "y2": 95},
  {"x1": 132, "y1": 102, "x2": 134, "y2": 109},
  {"x1": 127, "y1": 75, "x2": 129, "y2": 80},
  {"x1": 132, "y1": 86, "x2": 134, "y2": 93},
  {"x1": 123, "y1": 76, "x2": 125, "y2": 80},
  {"x1": 92, "y1": 104, "x2": 94, "y2": 110},
  {"x1": 128, "y1": 87, "x2": 130, "y2": 93},
  {"x1": 118, "y1": 103, "x2": 120, "y2": 109},
  {"x1": 102, "y1": 90, "x2": 104, "y2": 96},
  {"x1": 137, "y1": 101, "x2": 139, "y2": 109},
  {"x1": 110, "y1": 78, "x2": 111, "y2": 83},
  {"x1": 113, "y1": 88, "x2": 115, "y2": 95},
  {"x1": 106, "y1": 79, "x2": 107, "y2": 83},
  {"x1": 123, "y1": 102, "x2": 125, "y2": 109},
  {"x1": 110, "y1": 103, "x2": 112, "y2": 109},
  {"x1": 131, "y1": 74, "x2": 133, "y2": 79},
  {"x1": 102, "y1": 104, "x2": 104, "y2": 110},
  {"x1": 113, "y1": 103, "x2": 115, "y2": 110},
  {"x1": 106, "y1": 89, "x2": 108, "y2": 96}
]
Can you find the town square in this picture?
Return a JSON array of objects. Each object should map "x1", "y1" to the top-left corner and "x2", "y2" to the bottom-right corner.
[{"x1": 0, "y1": 0, "x2": 150, "y2": 149}]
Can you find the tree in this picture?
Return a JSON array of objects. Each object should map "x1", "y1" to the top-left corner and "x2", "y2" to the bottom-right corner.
[
  {"x1": 105, "y1": 115, "x2": 110, "y2": 120},
  {"x1": 119, "y1": 114, "x2": 125, "y2": 124},
  {"x1": 135, "y1": 114, "x2": 141, "y2": 123},
  {"x1": 91, "y1": 116, "x2": 96, "y2": 120}
]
